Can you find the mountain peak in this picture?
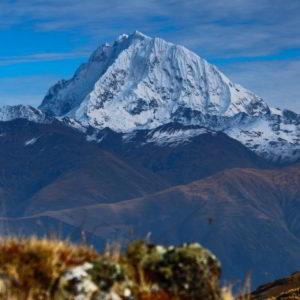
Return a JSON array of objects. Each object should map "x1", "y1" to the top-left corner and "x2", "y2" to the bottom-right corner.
[
  {"x1": 116, "y1": 33, "x2": 129, "y2": 41},
  {"x1": 0, "y1": 105, "x2": 49, "y2": 123},
  {"x1": 117, "y1": 31, "x2": 149, "y2": 42},
  {"x1": 39, "y1": 32, "x2": 270, "y2": 131},
  {"x1": 131, "y1": 30, "x2": 150, "y2": 39},
  {"x1": 89, "y1": 31, "x2": 150, "y2": 63}
]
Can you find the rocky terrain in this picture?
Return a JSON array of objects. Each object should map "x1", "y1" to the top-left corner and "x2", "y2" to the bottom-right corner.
[{"x1": 252, "y1": 272, "x2": 300, "y2": 300}]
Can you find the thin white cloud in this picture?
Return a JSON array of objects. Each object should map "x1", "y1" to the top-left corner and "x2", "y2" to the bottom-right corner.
[
  {"x1": 0, "y1": 75, "x2": 60, "y2": 107},
  {"x1": 219, "y1": 59, "x2": 300, "y2": 113},
  {"x1": 2, "y1": 0, "x2": 300, "y2": 58},
  {"x1": 0, "y1": 94, "x2": 42, "y2": 107},
  {"x1": 0, "y1": 52, "x2": 90, "y2": 65},
  {"x1": 1, "y1": 0, "x2": 300, "y2": 112}
]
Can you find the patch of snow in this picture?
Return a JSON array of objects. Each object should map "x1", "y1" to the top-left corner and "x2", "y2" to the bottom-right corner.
[
  {"x1": 0, "y1": 105, "x2": 50, "y2": 123},
  {"x1": 117, "y1": 33, "x2": 129, "y2": 41},
  {"x1": 225, "y1": 113, "x2": 300, "y2": 162},
  {"x1": 59, "y1": 116, "x2": 87, "y2": 132},
  {"x1": 24, "y1": 137, "x2": 39, "y2": 146},
  {"x1": 147, "y1": 128, "x2": 211, "y2": 146},
  {"x1": 122, "y1": 131, "x2": 137, "y2": 142},
  {"x1": 86, "y1": 132, "x2": 104, "y2": 143},
  {"x1": 270, "y1": 107, "x2": 283, "y2": 116}
]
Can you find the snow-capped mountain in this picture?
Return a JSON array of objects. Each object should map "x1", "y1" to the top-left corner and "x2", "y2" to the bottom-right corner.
[
  {"x1": 0, "y1": 105, "x2": 50, "y2": 123},
  {"x1": 0, "y1": 32, "x2": 288, "y2": 162},
  {"x1": 225, "y1": 109, "x2": 300, "y2": 162},
  {"x1": 40, "y1": 31, "x2": 270, "y2": 130}
]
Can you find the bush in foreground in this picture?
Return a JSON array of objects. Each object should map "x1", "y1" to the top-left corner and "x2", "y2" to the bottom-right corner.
[{"x1": 0, "y1": 237, "x2": 221, "y2": 300}]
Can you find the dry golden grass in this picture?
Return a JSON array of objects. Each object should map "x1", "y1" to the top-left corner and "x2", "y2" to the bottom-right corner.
[
  {"x1": 222, "y1": 287, "x2": 236, "y2": 300},
  {"x1": 0, "y1": 236, "x2": 97, "y2": 300},
  {"x1": 221, "y1": 287, "x2": 251, "y2": 300}
]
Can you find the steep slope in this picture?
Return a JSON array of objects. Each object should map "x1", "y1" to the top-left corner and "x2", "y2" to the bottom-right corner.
[
  {"x1": 0, "y1": 119, "x2": 168, "y2": 216},
  {"x1": 252, "y1": 272, "x2": 300, "y2": 299},
  {"x1": 32, "y1": 165, "x2": 300, "y2": 288},
  {"x1": 39, "y1": 31, "x2": 300, "y2": 162}
]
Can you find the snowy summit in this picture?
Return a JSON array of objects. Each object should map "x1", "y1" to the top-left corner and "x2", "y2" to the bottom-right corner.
[{"x1": 40, "y1": 31, "x2": 269, "y2": 132}]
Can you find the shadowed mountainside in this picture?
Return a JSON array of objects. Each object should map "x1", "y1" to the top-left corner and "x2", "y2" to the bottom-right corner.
[
  {"x1": 0, "y1": 119, "x2": 168, "y2": 217},
  {"x1": 0, "y1": 119, "x2": 274, "y2": 217},
  {"x1": 20, "y1": 165, "x2": 300, "y2": 289},
  {"x1": 94, "y1": 123, "x2": 274, "y2": 185}
]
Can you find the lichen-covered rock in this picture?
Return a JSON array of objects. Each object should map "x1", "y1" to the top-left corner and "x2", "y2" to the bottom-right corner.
[
  {"x1": 56, "y1": 259, "x2": 128, "y2": 300},
  {"x1": 56, "y1": 262, "x2": 98, "y2": 300},
  {"x1": 125, "y1": 241, "x2": 221, "y2": 300},
  {"x1": 87, "y1": 257, "x2": 125, "y2": 291}
]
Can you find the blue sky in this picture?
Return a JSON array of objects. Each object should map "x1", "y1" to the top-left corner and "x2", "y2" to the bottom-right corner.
[{"x1": 1, "y1": 0, "x2": 300, "y2": 112}]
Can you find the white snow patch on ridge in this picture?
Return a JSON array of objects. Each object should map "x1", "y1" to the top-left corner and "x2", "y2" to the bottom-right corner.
[
  {"x1": 225, "y1": 114, "x2": 300, "y2": 161},
  {"x1": 24, "y1": 137, "x2": 39, "y2": 146},
  {"x1": 0, "y1": 105, "x2": 51, "y2": 124},
  {"x1": 147, "y1": 128, "x2": 212, "y2": 147}
]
